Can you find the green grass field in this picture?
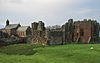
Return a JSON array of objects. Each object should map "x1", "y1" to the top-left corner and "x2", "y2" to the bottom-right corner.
[{"x1": 0, "y1": 44, "x2": 100, "y2": 63}]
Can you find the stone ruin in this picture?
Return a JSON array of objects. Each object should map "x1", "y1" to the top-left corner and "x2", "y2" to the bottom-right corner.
[
  {"x1": 62, "y1": 19, "x2": 100, "y2": 44},
  {"x1": 30, "y1": 19, "x2": 100, "y2": 45},
  {"x1": 0, "y1": 19, "x2": 100, "y2": 46},
  {"x1": 30, "y1": 21, "x2": 47, "y2": 45}
]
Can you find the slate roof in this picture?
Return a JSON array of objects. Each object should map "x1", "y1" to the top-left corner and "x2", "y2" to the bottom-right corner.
[
  {"x1": 17, "y1": 26, "x2": 30, "y2": 31},
  {"x1": 5, "y1": 24, "x2": 20, "y2": 29}
]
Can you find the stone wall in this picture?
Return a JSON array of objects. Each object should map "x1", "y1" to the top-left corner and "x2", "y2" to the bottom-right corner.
[
  {"x1": 61, "y1": 19, "x2": 100, "y2": 44},
  {"x1": 30, "y1": 30, "x2": 47, "y2": 45},
  {"x1": 30, "y1": 19, "x2": 100, "y2": 45},
  {"x1": 73, "y1": 20, "x2": 92, "y2": 43},
  {"x1": 70, "y1": 19, "x2": 99, "y2": 43},
  {"x1": 46, "y1": 29, "x2": 63, "y2": 45}
]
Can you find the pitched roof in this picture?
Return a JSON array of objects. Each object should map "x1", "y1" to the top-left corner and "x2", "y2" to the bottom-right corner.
[
  {"x1": 5, "y1": 24, "x2": 20, "y2": 29},
  {"x1": 17, "y1": 26, "x2": 30, "y2": 31}
]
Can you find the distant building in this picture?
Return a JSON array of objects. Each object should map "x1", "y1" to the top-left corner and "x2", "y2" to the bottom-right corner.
[
  {"x1": 0, "y1": 19, "x2": 21, "y2": 36},
  {"x1": 0, "y1": 19, "x2": 31, "y2": 38},
  {"x1": 46, "y1": 25, "x2": 61, "y2": 30},
  {"x1": 17, "y1": 26, "x2": 31, "y2": 37},
  {"x1": 0, "y1": 20, "x2": 32, "y2": 46}
]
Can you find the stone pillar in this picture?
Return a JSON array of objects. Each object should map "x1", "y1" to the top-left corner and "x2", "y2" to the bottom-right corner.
[{"x1": 67, "y1": 19, "x2": 74, "y2": 42}]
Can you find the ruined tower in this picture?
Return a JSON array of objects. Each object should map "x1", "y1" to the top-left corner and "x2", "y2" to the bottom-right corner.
[
  {"x1": 73, "y1": 19, "x2": 100, "y2": 43},
  {"x1": 31, "y1": 21, "x2": 47, "y2": 45},
  {"x1": 62, "y1": 19, "x2": 100, "y2": 44}
]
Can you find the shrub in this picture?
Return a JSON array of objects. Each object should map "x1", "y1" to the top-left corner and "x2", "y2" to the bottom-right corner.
[{"x1": 0, "y1": 44, "x2": 40, "y2": 55}]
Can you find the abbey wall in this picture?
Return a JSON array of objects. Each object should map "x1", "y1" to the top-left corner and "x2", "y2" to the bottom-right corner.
[
  {"x1": 46, "y1": 29, "x2": 63, "y2": 45},
  {"x1": 30, "y1": 19, "x2": 100, "y2": 45}
]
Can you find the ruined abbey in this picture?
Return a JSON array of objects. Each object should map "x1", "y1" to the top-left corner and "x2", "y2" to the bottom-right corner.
[{"x1": 0, "y1": 19, "x2": 100, "y2": 46}]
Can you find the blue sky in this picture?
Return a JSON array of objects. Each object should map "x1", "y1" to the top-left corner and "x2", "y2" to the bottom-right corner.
[{"x1": 0, "y1": 0, "x2": 100, "y2": 26}]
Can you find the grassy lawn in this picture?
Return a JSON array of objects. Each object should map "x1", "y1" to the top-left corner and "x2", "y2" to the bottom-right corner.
[{"x1": 0, "y1": 44, "x2": 100, "y2": 63}]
